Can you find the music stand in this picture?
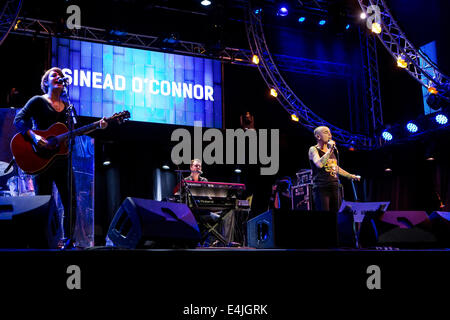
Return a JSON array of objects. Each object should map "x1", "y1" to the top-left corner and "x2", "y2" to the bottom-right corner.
[{"x1": 338, "y1": 201, "x2": 390, "y2": 248}]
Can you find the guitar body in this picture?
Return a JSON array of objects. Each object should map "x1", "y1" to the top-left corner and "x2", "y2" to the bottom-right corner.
[{"x1": 11, "y1": 122, "x2": 69, "y2": 174}]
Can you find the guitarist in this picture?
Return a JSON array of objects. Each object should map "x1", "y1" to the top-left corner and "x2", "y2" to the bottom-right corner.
[{"x1": 13, "y1": 67, "x2": 108, "y2": 249}]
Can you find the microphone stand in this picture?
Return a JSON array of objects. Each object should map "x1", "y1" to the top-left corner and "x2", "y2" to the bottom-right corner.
[{"x1": 64, "y1": 83, "x2": 77, "y2": 247}]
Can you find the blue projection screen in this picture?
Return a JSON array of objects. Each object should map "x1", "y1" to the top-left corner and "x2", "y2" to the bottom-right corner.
[{"x1": 51, "y1": 38, "x2": 223, "y2": 128}]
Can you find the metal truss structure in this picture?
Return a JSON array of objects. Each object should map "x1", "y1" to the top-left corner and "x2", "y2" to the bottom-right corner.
[
  {"x1": 11, "y1": 16, "x2": 355, "y2": 78},
  {"x1": 359, "y1": 27, "x2": 384, "y2": 146},
  {"x1": 0, "y1": 0, "x2": 23, "y2": 46},
  {"x1": 357, "y1": 0, "x2": 449, "y2": 98},
  {"x1": 245, "y1": 7, "x2": 373, "y2": 149}
]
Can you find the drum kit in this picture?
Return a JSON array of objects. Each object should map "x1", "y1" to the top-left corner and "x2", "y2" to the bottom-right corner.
[{"x1": 0, "y1": 160, "x2": 35, "y2": 197}]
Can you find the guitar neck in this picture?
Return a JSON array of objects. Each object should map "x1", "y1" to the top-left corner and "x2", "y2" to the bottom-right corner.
[{"x1": 58, "y1": 121, "x2": 100, "y2": 141}]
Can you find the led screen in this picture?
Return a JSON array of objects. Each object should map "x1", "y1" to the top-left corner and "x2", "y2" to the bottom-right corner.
[{"x1": 51, "y1": 38, "x2": 222, "y2": 128}]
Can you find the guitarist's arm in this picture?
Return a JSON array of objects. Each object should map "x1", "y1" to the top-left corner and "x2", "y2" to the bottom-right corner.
[
  {"x1": 14, "y1": 96, "x2": 49, "y2": 148},
  {"x1": 83, "y1": 117, "x2": 108, "y2": 135}
]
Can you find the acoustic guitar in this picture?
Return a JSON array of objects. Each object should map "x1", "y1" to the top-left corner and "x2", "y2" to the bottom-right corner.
[{"x1": 10, "y1": 111, "x2": 130, "y2": 174}]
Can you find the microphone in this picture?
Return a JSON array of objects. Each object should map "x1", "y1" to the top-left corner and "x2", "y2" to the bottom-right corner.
[
  {"x1": 56, "y1": 77, "x2": 70, "y2": 85},
  {"x1": 328, "y1": 140, "x2": 338, "y2": 152}
]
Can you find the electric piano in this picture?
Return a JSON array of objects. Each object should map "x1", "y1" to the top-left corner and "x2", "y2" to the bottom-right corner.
[{"x1": 174, "y1": 180, "x2": 249, "y2": 211}]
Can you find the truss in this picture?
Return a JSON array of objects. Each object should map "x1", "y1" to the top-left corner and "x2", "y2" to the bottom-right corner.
[
  {"x1": 246, "y1": 7, "x2": 373, "y2": 149},
  {"x1": 357, "y1": 0, "x2": 449, "y2": 97},
  {"x1": 0, "y1": 0, "x2": 23, "y2": 46}
]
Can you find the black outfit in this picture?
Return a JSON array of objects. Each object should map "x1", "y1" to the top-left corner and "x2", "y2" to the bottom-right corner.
[
  {"x1": 185, "y1": 175, "x2": 208, "y2": 182},
  {"x1": 309, "y1": 146, "x2": 341, "y2": 212},
  {"x1": 14, "y1": 95, "x2": 76, "y2": 240}
]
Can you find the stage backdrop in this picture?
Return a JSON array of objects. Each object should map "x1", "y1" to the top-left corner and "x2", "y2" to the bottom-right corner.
[{"x1": 51, "y1": 38, "x2": 223, "y2": 128}]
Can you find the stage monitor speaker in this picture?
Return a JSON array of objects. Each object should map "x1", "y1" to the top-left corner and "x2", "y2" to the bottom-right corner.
[
  {"x1": 0, "y1": 195, "x2": 61, "y2": 249},
  {"x1": 360, "y1": 210, "x2": 438, "y2": 248},
  {"x1": 429, "y1": 211, "x2": 450, "y2": 247},
  {"x1": 107, "y1": 197, "x2": 201, "y2": 249},
  {"x1": 247, "y1": 209, "x2": 338, "y2": 249}
]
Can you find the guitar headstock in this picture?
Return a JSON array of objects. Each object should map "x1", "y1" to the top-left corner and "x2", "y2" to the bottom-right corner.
[{"x1": 106, "y1": 111, "x2": 131, "y2": 124}]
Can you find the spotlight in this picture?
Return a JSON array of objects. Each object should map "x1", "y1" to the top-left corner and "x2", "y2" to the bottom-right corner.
[
  {"x1": 397, "y1": 55, "x2": 408, "y2": 68},
  {"x1": 345, "y1": 24, "x2": 350, "y2": 30},
  {"x1": 234, "y1": 168, "x2": 242, "y2": 174},
  {"x1": 382, "y1": 130, "x2": 393, "y2": 141},
  {"x1": 384, "y1": 167, "x2": 392, "y2": 172},
  {"x1": 162, "y1": 165, "x2": 170, "y2": 170},
  {"x1": 252, "y1": 54, "x2": 260, "y2": 64},
  {"x1": 435, "y1": 114, "x2": 448, "y2": 125},
  {"x1": 298, "y1": 17, "x2": 306, "y2": 23},
  {"x1": 406, "y1": 122, "x2": 418, "y2": 133},
  {"x1": 254, "y1": 8, "x2": 262, "y2": 14},
  {"x1": 270, "y1": 88, "x2": 278, "y2": 97},
  {"x1": 428, "y1": 86, "x2": 438, "y2": 94},
  {"x1": 426, "y1": 157, "x2": 435, "y2": 161},
  {"x1": 103, "y1": 160, "x2": 111, "y2": 166},
  {"x1": 319, "y1": 20, "x2": 326, "y2": 26},
  {"x1": 291, "y1": 114, "x2": 299, "y2": 122},
  {"x1": 371, "y1": 22, "x2": 382, "y2": 34},
  {"x1": 201, "y1": 0, "x2": 211, "y2": 6},
  {"x1": 360, "y1": 12, "x2": 367, "y2": 19},
  {"x1": 277, "y1": 6, "x2": 288, "y2": 17}
]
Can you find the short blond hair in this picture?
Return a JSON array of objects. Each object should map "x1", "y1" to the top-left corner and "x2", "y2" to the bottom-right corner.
[
  {"x1": 191, "y1": 159, "x2": 202, "y2": 165},
  {"x1": 313, "y1": 126, "x2": 329, "y2": 140}
]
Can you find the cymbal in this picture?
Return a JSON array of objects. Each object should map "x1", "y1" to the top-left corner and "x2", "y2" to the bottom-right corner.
[{"x1": 0, "y1": 161, "x2": 13, "y2": 177}]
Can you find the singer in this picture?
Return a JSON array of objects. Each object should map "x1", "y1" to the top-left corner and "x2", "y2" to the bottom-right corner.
[
  {"x1": 13, "y1": 67, "x2": 108, "y2": 249},
  {"x1": 308, "y1": 126, "x2": 360, "y2": 212},
  {"x1": 185, "y1": 158, "x2": 208, "y2": 182}
]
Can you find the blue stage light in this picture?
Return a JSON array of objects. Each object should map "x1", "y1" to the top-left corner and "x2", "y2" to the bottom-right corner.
[
  {"x1": 319, "y1": 20, "x2": 326, "y2": 26},
  {"x1": 435, "y1": 114, "x2": 448, "y2": 125},
  {"x1": 382, "y1": 130, "x2": 393, "y2": 141},
  {"x1": 298, "y1": 17, "x2": 306, "y2": 22},
  {"x1": 406, "y1": 122, "x2": 418, "y2": 133},
  {"x1": 345, "y1": 24, "x2": 350, "y2": 30},
  {"x1": 277, "y1": 6, "x2": 288, "y2": 17},
  {"x1": 254, "y1": 8, "x2": 262, "y2": 14}
]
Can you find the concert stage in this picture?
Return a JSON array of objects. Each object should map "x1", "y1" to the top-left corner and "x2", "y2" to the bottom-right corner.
[
  {"x1": 1, "y1": 0, "x2": 450, "y2": 313},
  {"x1": 1, "y1": 247, "x2": 449, "y2": 314}
]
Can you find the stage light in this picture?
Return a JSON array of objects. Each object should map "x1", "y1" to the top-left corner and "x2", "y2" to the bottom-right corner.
[
  {"x1": 397, "y1": 56, "x2": 408, "y2": 68},
  {"x1": 426, "y1": 157, "x2": 435, "y2": 161},
  {"x1": 162, "y1": 165, "x2": 170, "y2": 170},
  {"x1": 270, "y1": 88, "x2": 278, "y2": 97},
  {"x1": 360, "y1": 12, "x2": 367, "y2": 19},
  {"x1": 428, "y1": 86, "x2": 438, "y2": 94},
  {"x1": 298, "y1": 17, "x2": 306, "y2": 23},
  {"x1": 252, "y1": 55, "x2": 260, "y2": 64},
  {"x1": 371, "y1": 22, "x2": 382, "y2": 34},
  {"x1": 435, "y1": 114, "x2": 448, "y2": 125},
  {"x1": 14, "y1": 19, "x2": 21, "y2": 31},
  {"x1": 384, "y1": 168, "x2": 392, "y2": 172},
  {"x1": 277, "y1": 6, "x2": 288, "y2": 17},
  {"x1": 103, "y1": 160, "x2": 111, "y2": 166},
  {"x1": 406, "y1": 122, "x2": 418, "y2": 133},
  {"x1": 319, "y1": 20, "x2": 326, "y2": 26},
  {"x1": 291, "y1": 114, "x2": 299, "y2": 122},
  {"x1": 345, "y1": 24, "x2": 350, "y2": 30},
  {"x1": 254, "y1": 8, "x2": 262, "y2": 14},
  {"x1": 201, "y1": 0, "x2": 211, "y2": 6},
  {"x1": 382, "y1": 130, "x2": 393, "y2": 141},
  {"x1": 234, "y1": 168, "x2": 242, "y2": 174}
]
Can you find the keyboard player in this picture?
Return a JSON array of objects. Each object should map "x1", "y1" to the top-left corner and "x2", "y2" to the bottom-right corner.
[
  {"x1": 185, "y1": 159, "x2": 208, "y2": 182},
  {"x1": 183, "y1": 159, "x2": 241, "y2": 247}
]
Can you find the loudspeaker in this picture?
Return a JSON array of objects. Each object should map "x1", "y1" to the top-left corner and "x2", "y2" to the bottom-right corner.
[
  {"x1": 107, "y1": 197, "x2": 201, "y2": 248},
  {"x1": 360, "y1": 210, "x2": 438, "y2": 248},
  {"x1": 0, "y1": 195, "x2": 61, "y2": 249},
  {"x1": 429, "y1": 211, "x2": 450, "y2": 247},
  {"x1": 247, "y1": 209, "x2": 338, "y2": 249}
]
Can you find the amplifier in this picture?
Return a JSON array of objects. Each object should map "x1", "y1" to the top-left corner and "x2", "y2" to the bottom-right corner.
[{"x1": 291, "y1": 184, "x2": 313, "y2": 211}]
